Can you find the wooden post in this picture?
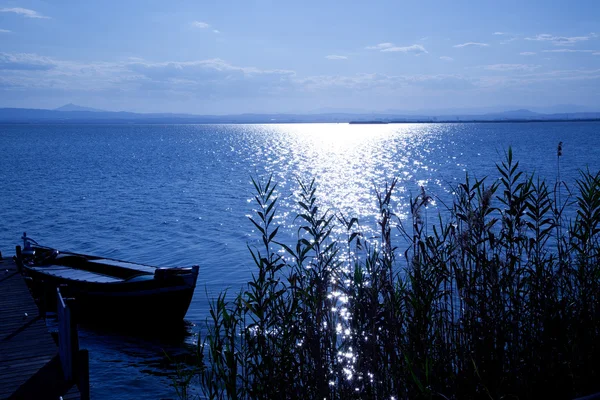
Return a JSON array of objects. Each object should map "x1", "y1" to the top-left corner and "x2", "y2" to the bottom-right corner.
[
  {"x1": 56, "y1": 288, "x2": 90, "y2": 398},
  {"x1": 78, "y1": 349, "x2": 90, "y2": 400},
  {"x1": 57, "y1": 288, "x2": 75, "y2": 382},
  {"x1": 15, "y1": 246, "x2": 21, "y2": 272}
]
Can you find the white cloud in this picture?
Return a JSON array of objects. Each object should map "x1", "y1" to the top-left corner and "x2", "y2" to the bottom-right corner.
[
  {"x1": 439, "y1": 56, "x2": 454, "y2": 61},
  {"x1": 126, "y1": 59, "x2": 297, "y2": 96},
  {"x1": 520, "y1": 52, "x2": 536, "y2": 56},
  {"x1": 525, "y1": 33, "x2": 597, "y2": 46},
  {"x1": 0, "y1": 53, "x2": 56, "y2": 70},
  {"x1": 325, "y1": 55, "x2": 348, "y2": 60},
  {"x1": 0, "y1": 52, "x2": 480, "y2": 98},
  {"x1": 0, "y1": 7, "x2": 49, "y2": 19},
  {"x1": 298, "y1": 73, "x2": 475, "y2": 93},
  {"x1": 192, "y1": 21, "x2": 221, "y2": 34},
  {"x1": 191, "y1": 21, "x2": 210, "y2": 29},
  {"x1": 381, "y1": 44, "x2": 428, "y2": 54},
  {"x1": 366, "y1": 43, "x2": 394, "y2": 50},
  {"x1": 3, "y1": 51, "x2": 598, "y2": 113},
  {"x1": 492, "y1": 32, "x2": 521, "y2": 44},
  {"x1": 484, "y1": 64, "x2": 540, "y2": 71},
  {"x1": 0, "y1": 54, "x2": 302, "y2": 100},
  {"x1": 594, "y1": 52, "x2": 600, "y2": 56},
  {"x1": 406, "y1": 74, "x2": 475, "y2": 90},
  {"x1": 542, "y1": 49, "x2": 596, "y2": 53},
  {"x1": 453, "y1": 42, "x2": 489, "y2": 48},
  {"x1": 366, "y1": 42, "x2": 427, "y2": 55},
  {"x1": 513, "y1": 68, "x2": 600, "y2": 84},
  {"x1": 0, "y1": 29, "x2": 11, "y2": 33}
]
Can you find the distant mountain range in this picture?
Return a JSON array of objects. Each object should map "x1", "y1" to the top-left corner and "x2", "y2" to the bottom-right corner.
[
  {"x1": 54, "y1": 103, "x2": 105, "y2": 112},
  {"x1": 0, "y1": 104, "x2": 598, "y2": 124}
]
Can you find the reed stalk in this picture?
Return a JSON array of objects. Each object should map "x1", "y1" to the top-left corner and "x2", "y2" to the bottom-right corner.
[{"x1": 191, "y1": 148, "x2": 600, "y2": 399}]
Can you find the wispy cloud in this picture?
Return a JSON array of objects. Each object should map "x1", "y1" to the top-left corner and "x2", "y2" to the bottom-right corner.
[
  {"x1": 0, "y1": 29, "x2": 11, "y2": 33},
  {"x1": 191, "y1": 21, "x2": 210, "y2": 29},
  {"x1": 0, "y1": 53, "x2": 300, "y2": 98},
  {"x1": 439, "y1": 56, "x2": 454, "y2": 62},
  {"x1": 0, "y1": 51, "x2": 480, "y2": 98},
  {"x1": 192, "y1": 21, "x2": 221, "y2": 34},
  {"x1": 520, "y1": 52, "x2": 536, "y2": 56},
  {"x1": 325, "y1": 55, "x2": 348, "y2": 60},
  {"x1": 0, "y1": 7, "x2": 49, "y2": 19},
  {"x1": 381, "y1": 44, "x2": 428, "y2": 54},
  {"x1": 366, "y1": 42, "x2": 427, "y2": 54},
  {"x1": 507, "y1": 68, "x2": 600, "y2": 84},
  {"x1": 126, "y1": 58, "x2": 297, "y2": 88},
  {"x1": 0, "y1": 53, "x2": 56, "y2": 70},
  {"x1": 525, "y1": 33, "x2": 597, "y2": 46},
  {"x1": 542, "y1": 49, "x2": 597, "y2": 53},
  {"x1": 4, "y1": 50, "x2": 600, "y2": 113},
  {"x1": 365, "y1": 43, "x2": 394, "y2": 50},
  {"x1": 299, "y1": 73, "x2": 475, "y2": 93},
  {"x1": 484, "y1": 64, "x2": 540, "y2": 72},
  {"x1": 453, "y1": 42, "x2": 489, "y2": 48},
  {"x1": 492, "y1": 32, "x2": 521, "y2": 44}
]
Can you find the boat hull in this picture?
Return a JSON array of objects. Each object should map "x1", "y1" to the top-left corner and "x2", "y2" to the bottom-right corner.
[
  {"x1": 16, "y1": 245, "x2": 199, "y2": 326},
  {"x1": 24, "y1": 268, "x2": 197, "y2": 324}
]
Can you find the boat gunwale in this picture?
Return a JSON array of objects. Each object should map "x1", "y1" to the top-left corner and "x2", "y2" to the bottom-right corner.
[{"x1": 18, "y1": 245, "x2": 199, "y2": 285}]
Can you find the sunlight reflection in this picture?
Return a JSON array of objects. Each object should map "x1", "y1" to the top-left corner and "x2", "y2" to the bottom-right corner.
[
  {"x1": 243, "y1": 123, "x2": 457, "y2": 388},
  {"x1": 249, "y1": 123, "x2": 451, "y2": 245},
  {"x1": 283, "y1": 126, "x2": 381, "y2": 199}
]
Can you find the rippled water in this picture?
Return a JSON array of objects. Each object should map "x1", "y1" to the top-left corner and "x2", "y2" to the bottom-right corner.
[{"x1": 1, "y1": 122, "x2": 599, "y2": 398}]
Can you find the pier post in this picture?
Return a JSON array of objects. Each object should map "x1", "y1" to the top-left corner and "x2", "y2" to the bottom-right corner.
[
  {"x1": 78, "y1": 349, "x2": 90, "y2": 400},
  {"x1": 57, "y1": 288, "x2": 75, "y2": 382},
  {"x1": 15, "y1": 245, "x2": 21, "y2": 272}
]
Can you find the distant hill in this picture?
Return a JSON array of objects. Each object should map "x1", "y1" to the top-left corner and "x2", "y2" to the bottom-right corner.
[
  {"x1": 0, "y1": 107, "x2": 598, "y2": 124},
  {"x1": 486, "y1": 109, "x2": 542, "y2": 118},
  {"x1": 54, "y1": 103, "x2": 106, "y2": 112}
]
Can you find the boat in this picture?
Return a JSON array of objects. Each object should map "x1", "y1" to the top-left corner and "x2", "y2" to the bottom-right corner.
[{"x1": 15, "y1": 233, "x2": 199, "y2": 325}]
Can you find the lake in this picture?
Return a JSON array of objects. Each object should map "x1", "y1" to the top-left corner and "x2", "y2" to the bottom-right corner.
[{"x1": 1, "y1": 122, "x2": 599, "y2": 398}]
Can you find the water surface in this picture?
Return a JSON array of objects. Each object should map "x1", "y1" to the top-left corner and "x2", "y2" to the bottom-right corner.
[{"x1": 1, "y1": 122, "x2": 599, "y2": 398}]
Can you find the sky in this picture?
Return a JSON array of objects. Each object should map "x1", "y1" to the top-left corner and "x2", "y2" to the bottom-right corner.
[{"x1": 0, "y1": 0, "x2": 599, "y2": 114}]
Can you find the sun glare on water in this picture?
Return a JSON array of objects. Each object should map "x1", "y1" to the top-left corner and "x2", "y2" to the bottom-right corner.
[{"x1": 253, "y1": 123, "x2": 441, "y2": 238}]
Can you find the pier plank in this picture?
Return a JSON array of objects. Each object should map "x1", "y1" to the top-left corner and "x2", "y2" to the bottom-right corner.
[{"x1": 0, "y1": 256, "x2": 82, "y2": 399}]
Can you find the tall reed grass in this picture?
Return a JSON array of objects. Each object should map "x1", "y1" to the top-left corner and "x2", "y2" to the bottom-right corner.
[{"x1": 190, "y1": 148, "x2": 600, "y2": 399}]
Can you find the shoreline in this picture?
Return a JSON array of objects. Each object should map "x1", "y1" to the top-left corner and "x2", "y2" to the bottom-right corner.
[{"x1": 0, "y1": 118, "x2": 599, "y2": 125}]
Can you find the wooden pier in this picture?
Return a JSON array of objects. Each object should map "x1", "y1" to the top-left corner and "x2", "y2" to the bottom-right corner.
[{"x1": 0, "y1": 252, "x2": 87, "y2": 399}]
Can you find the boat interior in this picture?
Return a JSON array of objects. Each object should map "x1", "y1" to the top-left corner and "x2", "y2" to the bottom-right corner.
[{"x1": 28, "y1": 251, "x2": 157, "y2": 283}]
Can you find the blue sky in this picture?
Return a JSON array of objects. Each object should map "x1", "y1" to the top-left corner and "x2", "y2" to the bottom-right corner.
[{"x1": 0, "y1": 0, "x2": 599, "y2": 114}]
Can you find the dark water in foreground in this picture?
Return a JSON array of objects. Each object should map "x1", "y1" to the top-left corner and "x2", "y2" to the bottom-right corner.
[{"x1": 1, "y1": 122, "x2": 599, "y2": 398}]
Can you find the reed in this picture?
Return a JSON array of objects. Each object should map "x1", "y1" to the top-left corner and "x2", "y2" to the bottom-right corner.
[{"x1": 191, "y1": 148, "x2": 600, "y2": 399}]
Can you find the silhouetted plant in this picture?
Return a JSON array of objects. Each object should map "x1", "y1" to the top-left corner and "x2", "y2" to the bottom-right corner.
[{"x1": 191, "y1": 148, "x2": 600, "y2": 400}]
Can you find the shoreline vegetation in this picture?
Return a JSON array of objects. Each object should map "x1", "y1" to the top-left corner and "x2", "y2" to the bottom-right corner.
[{"x1": 179, "y1": 147, "x2": 600, "y2": 399}]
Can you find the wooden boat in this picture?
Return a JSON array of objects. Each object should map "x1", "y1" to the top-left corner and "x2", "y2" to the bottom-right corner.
[{"x1": 15, "y1": 233, "x2": 199, "y2": 324}]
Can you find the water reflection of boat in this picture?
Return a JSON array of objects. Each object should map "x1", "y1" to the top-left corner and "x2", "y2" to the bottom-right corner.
[{"x1": 15, "y1": 233, "x2": 199, "y2": 325}]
